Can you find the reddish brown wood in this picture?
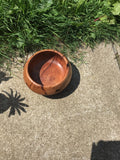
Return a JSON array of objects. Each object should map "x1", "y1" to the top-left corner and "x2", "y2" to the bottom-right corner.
[{"x1": 23, "y1": 49, "x2": 72, "y2": 95}]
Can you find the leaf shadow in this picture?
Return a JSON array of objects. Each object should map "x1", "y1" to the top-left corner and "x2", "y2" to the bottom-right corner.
[
  {"x1": 0, "y1": 71, "x2": 12, "y2": 84},
  {"x1": 0, "y1": 89, "x2": 29, "y2": 117}
]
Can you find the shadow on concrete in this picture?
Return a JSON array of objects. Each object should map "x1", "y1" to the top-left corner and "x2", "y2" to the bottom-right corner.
[
  {"x1": 91, "y1": 140, "x2": 120, "y2": 160},
  {"x1": 46, "y1": 62, "x2": 80, "y2": 99},
  {"x1": 0, "y1": 89, "x2": 29, "y2": 117},
  {"x1": 0, "y1": 71, "x2": 12, "y2": 84}
]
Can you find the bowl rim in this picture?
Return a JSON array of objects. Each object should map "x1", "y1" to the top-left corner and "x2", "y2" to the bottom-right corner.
[{"x1": 24, "y1": 49, "x2": 70, "y2": 88}]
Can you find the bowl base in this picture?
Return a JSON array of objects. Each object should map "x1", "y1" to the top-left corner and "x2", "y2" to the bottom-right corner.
[{"x1": 40, "y1": 58, "x2": 65, "y2": 86}]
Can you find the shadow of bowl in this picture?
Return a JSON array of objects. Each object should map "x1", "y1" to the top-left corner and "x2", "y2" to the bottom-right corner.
[{"x1": 45, "y1": 62, "x2": 80, "y2": 99}]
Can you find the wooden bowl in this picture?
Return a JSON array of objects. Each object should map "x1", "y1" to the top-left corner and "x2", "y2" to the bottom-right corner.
[{"x1": 23, "y1": 49, "x2": 72, "y2": 95}]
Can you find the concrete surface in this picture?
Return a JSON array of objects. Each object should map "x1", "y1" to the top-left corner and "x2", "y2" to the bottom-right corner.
[{"x1": 0, "y1": 43, "x2": 120, "y2": 160}]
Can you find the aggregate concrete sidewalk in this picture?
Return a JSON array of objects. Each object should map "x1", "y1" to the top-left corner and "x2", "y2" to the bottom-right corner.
[{"x1": 0, "y1": 43, "x2": 120, "y2": 160}]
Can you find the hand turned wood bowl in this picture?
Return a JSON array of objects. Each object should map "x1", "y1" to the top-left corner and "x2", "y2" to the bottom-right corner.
[{"x1": 23, "y1": 49, "x2": 72, "y2": 95}]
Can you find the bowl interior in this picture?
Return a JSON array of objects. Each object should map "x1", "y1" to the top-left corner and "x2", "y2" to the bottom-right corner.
[{"x1": 28, "y1": 51, "x2": 68, "y2": 87}]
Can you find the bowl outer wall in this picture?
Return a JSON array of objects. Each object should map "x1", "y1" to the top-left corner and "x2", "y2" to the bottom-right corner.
[{"x1": 23, "y1": 49, "x2": 72, "y2": 95}]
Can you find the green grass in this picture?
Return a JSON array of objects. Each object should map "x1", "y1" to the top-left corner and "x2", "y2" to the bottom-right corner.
[{"x1": 0, "y1": 0, "x2": 120, "y2": 65}]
